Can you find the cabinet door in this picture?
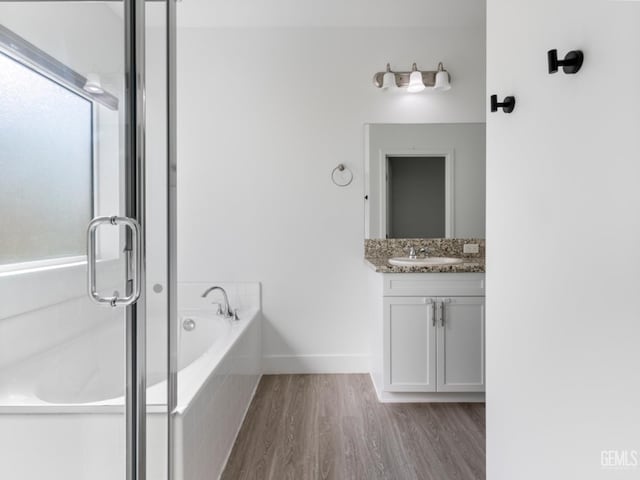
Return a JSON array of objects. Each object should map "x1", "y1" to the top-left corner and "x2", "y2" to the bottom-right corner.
[
  {"x1": 384, "y1": 297, "x2": 437, "y2": 392},
  {"x1": 437, "y1": 297, "x2": 485, "y2": 392}
]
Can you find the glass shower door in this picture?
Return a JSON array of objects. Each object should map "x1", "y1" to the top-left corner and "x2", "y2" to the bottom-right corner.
[{"x1": 0, "y1": 1, "x2": 170, "y2": 479}]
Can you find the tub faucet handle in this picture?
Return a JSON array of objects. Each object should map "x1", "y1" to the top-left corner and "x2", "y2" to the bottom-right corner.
[{"x1": 210, "y1": 302, "x2": 223, "y2": 316}]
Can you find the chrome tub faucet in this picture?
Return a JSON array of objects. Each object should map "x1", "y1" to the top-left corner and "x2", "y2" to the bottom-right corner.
[{"x1": 201, "y1": 286, "x2": 239, "y2": 320}]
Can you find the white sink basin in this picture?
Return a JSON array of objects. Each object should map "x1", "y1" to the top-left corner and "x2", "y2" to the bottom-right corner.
[{"x1": 388, "y1": 256, "x2": 465, "y2": 267}]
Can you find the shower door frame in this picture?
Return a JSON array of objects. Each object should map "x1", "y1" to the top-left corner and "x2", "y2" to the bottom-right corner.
[
  {"x1": 124, "y1": 0, "x2": 179, "y2": 479},
  {"x1": 124, "y1": 0, "x2": 148, "y2": 479},
  {"x1": 109, "y1": 0, "x2": 179, "y2": 477}
]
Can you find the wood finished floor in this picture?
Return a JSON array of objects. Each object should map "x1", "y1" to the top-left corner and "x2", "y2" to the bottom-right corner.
[{"x1": 222, "y1": 374, "x2": 485, "y2": 480}]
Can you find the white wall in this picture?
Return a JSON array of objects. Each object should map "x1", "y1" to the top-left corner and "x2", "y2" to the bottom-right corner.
[
  {"x1": 171, "y1": 0, "x2": 485, "y2": 29},
  {"x1": 177, "y1": 26, "x2": 485, "y2": 371},
  {"x1": 0, "y1": 3, "x2": 123, "y2": 76},
  {"x1": 487, "y1": 1, "x2": 640, "y2": 478}
]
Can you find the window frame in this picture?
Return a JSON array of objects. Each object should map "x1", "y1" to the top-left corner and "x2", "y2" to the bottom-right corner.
[{"x1": 0, "y1": 47, "x2": 98, "y2": 274}]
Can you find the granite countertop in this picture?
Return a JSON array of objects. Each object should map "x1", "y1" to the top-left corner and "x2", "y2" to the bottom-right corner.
[
  {"x1": 364, "y1": 238, "x2": 486, "y2": 273},
  {"x1": 364, "y1": 256, "x2": 485, "y2": 274}
]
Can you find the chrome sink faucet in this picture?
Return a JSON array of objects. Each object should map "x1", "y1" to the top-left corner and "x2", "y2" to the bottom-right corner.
[
  {"x1": 201, "y1": 286, "x2": 238, "y2": 320},
  {"x1": 407, "y1": 245, "x2": 429, "y2": 259}
]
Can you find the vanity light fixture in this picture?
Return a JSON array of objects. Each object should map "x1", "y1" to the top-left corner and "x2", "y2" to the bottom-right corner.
[
  {"x1": 373, "y1": 62, "x2": 452, "y2": 93},
  {"x1": 83, "y1": 73, "x2": 104, "y2": 94}
]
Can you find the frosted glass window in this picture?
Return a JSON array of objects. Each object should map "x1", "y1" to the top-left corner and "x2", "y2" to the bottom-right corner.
[{"x1": 0, "y1": 52, "x2": 93, "y2": 266}]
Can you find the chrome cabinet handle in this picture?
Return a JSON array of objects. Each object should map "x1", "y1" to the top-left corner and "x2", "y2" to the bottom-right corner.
[
  {"x1": 87, "y1": 216, "x2": 141, "y2": 307},
  {"x1": 441, "y1": 298, "x2": 451, "y2": 327},
  {"x1": 424, "y1": 298, "x2": 436, "y2": 326},
  {"x1": 430, "y1": 299, "x2": 436, "y2": 326},
  {"x1": 431, "y1": 301, "x2": 436, "y2": 326}
]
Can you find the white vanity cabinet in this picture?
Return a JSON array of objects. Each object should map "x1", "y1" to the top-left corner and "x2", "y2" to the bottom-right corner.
[
  {"x1": 384, "y1": 297, "x2": 438, "y2": 392},
  {"x1": 436, "y1": 296, "x2": 485, "y2": 392},
  {"x1": 369, "y1": 272, "x2": 485, "y2": 402}
]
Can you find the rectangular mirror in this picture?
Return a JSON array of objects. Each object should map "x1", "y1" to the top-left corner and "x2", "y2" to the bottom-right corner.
[{"x1": 364, "y1": 123, "x2": 486, "y2": 239}]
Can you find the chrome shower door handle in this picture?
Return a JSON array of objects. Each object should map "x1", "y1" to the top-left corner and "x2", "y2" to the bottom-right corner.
[{"x1": 87, "y1": 216, "x2": 141, "y2": 307}]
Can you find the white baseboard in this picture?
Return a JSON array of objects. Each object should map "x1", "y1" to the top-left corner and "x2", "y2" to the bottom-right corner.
[
  {"x1": 369, "y1": 372, "x2": 485, "y2": 403},
  {"x1": 262, "y1": 354, "x2": 369, "y2": 374}
]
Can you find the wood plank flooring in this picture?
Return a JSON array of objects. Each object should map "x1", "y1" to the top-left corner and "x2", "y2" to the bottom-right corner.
[{"x1": 222, "y1": 374, "x2": 485, "y2": 480}]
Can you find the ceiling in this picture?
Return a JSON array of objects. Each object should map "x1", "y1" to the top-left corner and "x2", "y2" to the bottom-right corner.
[{"x1": 142, "y1": 0, "x2": 485, "y2": 29}]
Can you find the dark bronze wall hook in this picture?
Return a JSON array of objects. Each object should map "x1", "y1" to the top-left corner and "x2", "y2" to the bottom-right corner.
[
  {"x1": 548, "y1": 49, "x2": 584, "y2": 74},
  {"x1": 490, "y1": 94, "x2": 516, "y2": 114}
]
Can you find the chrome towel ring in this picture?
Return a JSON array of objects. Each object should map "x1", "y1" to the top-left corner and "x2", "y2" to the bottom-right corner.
[{"x1": 331, "y1": 164, "x2": 353, "y2": 187}]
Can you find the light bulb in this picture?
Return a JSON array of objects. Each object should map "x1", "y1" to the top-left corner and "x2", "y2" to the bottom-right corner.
[{"x1": 407, "y1": 63, "x2": 425, "y2": 93}]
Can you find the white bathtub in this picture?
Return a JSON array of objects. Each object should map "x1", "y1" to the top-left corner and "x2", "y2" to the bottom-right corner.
[{"x1": 0, "y1": 306, "x2": 262, "y2": 480}]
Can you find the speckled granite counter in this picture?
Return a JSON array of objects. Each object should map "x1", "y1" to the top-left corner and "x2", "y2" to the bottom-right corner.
[{"x1": 365, "y1": 238, "x2": 486, "y2": 273}]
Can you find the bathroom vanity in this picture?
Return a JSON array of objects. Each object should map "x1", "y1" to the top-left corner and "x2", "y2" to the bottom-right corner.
[{"x1": 366, "y1": 244, "x2": 485, "y2": 403}]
